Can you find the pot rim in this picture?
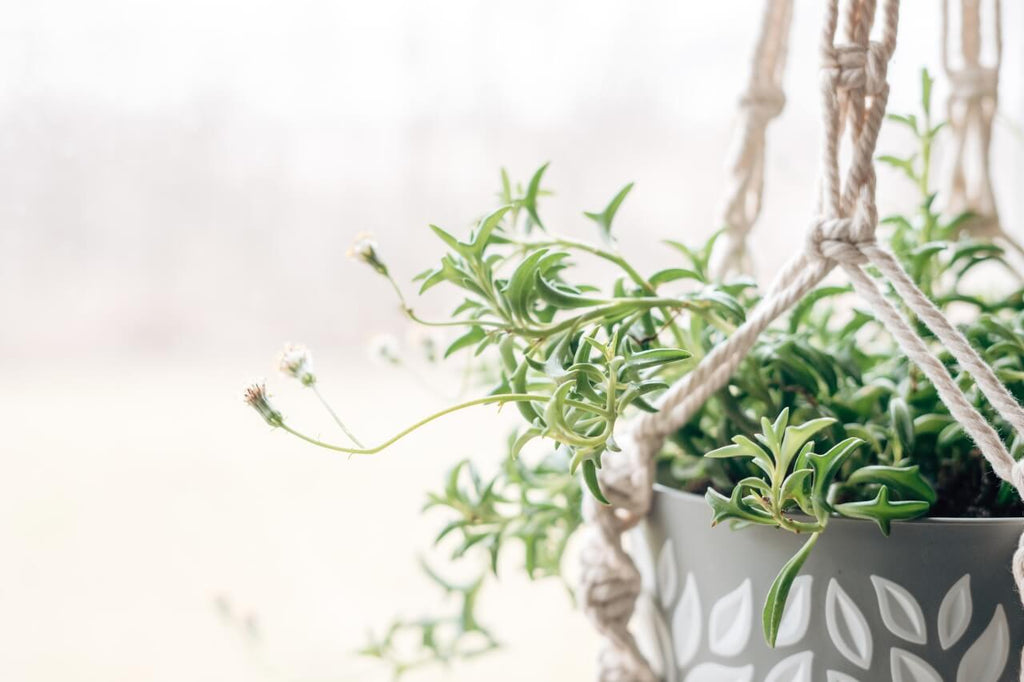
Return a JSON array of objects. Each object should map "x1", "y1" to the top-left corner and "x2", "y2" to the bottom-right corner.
[{"x1": 653, "y1": 482, "x2": 1024, "y2": 526}]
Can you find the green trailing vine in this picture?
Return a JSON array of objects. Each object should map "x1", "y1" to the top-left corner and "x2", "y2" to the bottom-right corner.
[{"x1": 244, "y1": 68, "x2": 1024, "y2": 672}]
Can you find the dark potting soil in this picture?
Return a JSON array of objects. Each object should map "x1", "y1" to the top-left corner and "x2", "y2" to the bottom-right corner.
[{"x1": 930, "y1": 457, "x2": 1024, "y2": 518}]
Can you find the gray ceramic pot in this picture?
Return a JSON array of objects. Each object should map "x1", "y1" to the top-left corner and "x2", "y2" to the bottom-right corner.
[{"x1": 629, "y1": 484, "x2": 1024, "y2": 682}]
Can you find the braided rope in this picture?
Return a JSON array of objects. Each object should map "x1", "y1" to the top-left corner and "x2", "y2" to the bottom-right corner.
[
  {"x1": 579, "y1": 1, "x2": 1024, "y2": 679},
  {"x1": 713, "y1": 0, "x2": 793, "y2": 278},
  {"x1": 941, "y1": 0, "x2": 1024, "y2": 258}
]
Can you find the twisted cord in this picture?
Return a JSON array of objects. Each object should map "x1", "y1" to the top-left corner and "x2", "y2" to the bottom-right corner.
[{"x1": 713, "y1": 0, "x2": 794, "y2": 278}]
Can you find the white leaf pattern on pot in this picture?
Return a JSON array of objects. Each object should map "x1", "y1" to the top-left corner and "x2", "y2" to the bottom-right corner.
[
  {"x1": 658, "y1": 539, "x2": 678, "y2": 608},
  {"x1": 956, "y1": 605, "x2": 1009, "y2": 682},
  {"x1": 683, "y1": 662, "x2": 754, "y2": 682},
  {"x1": 891, "y1": 647, "x2": 942, "y2": 682},
  {"x1": 671, "y1": 572, "x2": 702, "y2": 668},
  {"x1": 629, "y1": 526, "x2": 657, "y2": 594},
  {"x1": 870, "y1": 576, "x2": 927, "y2": 644},
  {"x1": 634, "y1": 592, "x2": 669, "y2": 680},
  {"x1": 825, "y1": 671, "x2": 859, "y2": 682},
  {"x1": 938, "y1": 574, "x2": 972, "y2": 650},
  {"x1": 763, "y1": 650, "x2": 812, "y2": 682},
  {"x1": 775, "y1": 575, "x2": 813, "y2": 647},
  {"x1": 825, "y1": 579, "x2": 873, "y2": 669},
  {"x1": 708, "y1": 578, "x2": 752, "y2": 657}
]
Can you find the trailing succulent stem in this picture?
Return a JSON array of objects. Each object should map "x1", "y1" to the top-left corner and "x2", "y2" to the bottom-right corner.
[{"x1": 259, "y1": 164, "x2": 750, "y2": 503}]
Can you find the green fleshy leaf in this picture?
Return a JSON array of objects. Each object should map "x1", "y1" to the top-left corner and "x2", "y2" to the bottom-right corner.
[
  {"x1": 583, "y1": 182, "x2": 634, "y2": 243},
  {"x1": 888, "y1": 397, "x2": 915, "y2": 456},
  {"x1": 808, "y1": 437, "x2": 864, "y2": 509},
  {"x1": 763, "y1": 532, "x2": 820, "y2": 647},
  {"x1": 582, "y1": 459, "x2": 609, "y2": 505},
  {"x1": 469, "y1": 206, "x2": 512, "y2": 255},
  {"x1": 912, "y1": 413, "x2": 953, "y2": 435},
  {"x1": 705, "y1": 487, "x2": 774, "y2": 526},
  {"x1": 707, "y1": 437, "x2": 774, "y2": 478},
  {"x1": 534, "y1": 272, "x2": 606, "y2": 308},
  {"x1": 523, "y1": 163, "x2": 550, "y2": 230},
  {"x1": 445, "y1": 326, "x2": 486, "y2": 358},
  {"x1": 834, "y1": 485, "x2": 930, "y2": 535},
  {"x1": 649, "y1": 268, "x2": 704, "y2": 286},
  {"x1": 846, "y1": 465, "x2": 937, "y2": 505},
  {"x1": 779, "y1": 417, "x2": 836, "y2": 472},
  {"x1": 780, "y1": 468, "x2": 814, "y2": 513},
  {"x1": 921, "y1": 67, "x2": 934, "y2": 117},
  {"x1": 623, "y1": 348, "x2": 691, "y2": 371}
]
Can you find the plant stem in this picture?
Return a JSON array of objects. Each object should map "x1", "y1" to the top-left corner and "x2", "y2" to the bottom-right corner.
[
  {"x1": 311, "y1": 384, "x2": 365, "y2": 448},
  {"x1": 508, "y1": 236, "x2": 655, "y2": 294},
  {"x1": 506, "y1": 235, "x2": 690, "y2": 346},
  {"x1": 524, "y1": 297, "x2": 701, "y2": 339},
  {"x1": 279, "y1": 393, "x2": 549, "y2": 455},
  {"x1": 383, "y1": 272, "x2": 507, "y2": 330}
]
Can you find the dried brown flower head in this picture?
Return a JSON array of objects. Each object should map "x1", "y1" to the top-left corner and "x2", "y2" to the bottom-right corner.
[{"x1": 242, "y1": 380, "x2": 284, "y2": 427}]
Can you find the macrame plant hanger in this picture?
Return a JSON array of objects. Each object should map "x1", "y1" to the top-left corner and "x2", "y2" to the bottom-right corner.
[
  {"x1": 713, "y1": 0, "x2": 794, "y2": 279},
  {"x1": 579, "y1": 1, "x2": 1024, "y2": 680},
  {"x1": 942, "y1": 0, "x2": 1024, "y2": 259}
]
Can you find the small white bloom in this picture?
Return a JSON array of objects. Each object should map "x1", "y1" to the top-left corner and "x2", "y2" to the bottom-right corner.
[
  {"x1": 347, "y1": 232, "x2": 388, "y2": 275},
  {"x1": 278, "y1": 343, "x2": 316, "y2": 386},
  {"x1": 242, "y1": 380, "x2": 284, "y2": 426}
]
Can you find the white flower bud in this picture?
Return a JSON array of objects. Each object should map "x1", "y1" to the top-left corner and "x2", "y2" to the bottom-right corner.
[
  {"x1": 347, "y1": 232, "x2": 388, "y2": 275},
  {"x1": 278, "y1": 343, "x2": 316, "y2": 386}
]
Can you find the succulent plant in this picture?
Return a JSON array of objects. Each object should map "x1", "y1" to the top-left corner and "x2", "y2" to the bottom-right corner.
[{"x1": 244, "y1": 69, "x2": 1024, "y2": 675}]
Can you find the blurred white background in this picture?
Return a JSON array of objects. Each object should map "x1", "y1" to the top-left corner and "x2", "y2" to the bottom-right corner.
[{"x1": 1, "y1": 1, "x2": 1022, "y2": 680}]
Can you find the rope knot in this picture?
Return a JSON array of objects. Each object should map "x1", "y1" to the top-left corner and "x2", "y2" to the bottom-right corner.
[
  {"x1": 948, "y1": 65, "x2": 998, "y2": 101},
  {"x1": 740, "y1": 84, "x2": 786, "y2": 120},
  {"x1": 824, "y1": 41, "x2": 888, "y2": 97},
  {"x1": 806, "y1": 215, "x2": 875, "y2": 264}
]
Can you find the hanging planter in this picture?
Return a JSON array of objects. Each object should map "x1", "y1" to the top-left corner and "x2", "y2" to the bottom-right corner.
[
  {"x1": 242, "y1": 0, "x2": 1024, "y2": 680},
  {"x1": 633, "y1": 487, "x2": 1023, "y2": 682},
  {"x1": 623, "y1": 3, "x2": 1024, "y2": 680}
]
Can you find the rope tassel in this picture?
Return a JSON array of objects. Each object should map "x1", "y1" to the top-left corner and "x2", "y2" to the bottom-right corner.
[{"x1": 579, "y1": 1, "x2": 1024, "y2": 679}]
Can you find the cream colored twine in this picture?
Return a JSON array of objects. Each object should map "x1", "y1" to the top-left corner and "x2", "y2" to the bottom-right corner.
[
  {"x1": 579, "y1": 1, "x2": 1024, "y2": 679},
  {"x1": 942, "y1": 0, "x2": 1024, "y2": 258},
  {"x1": 713, "y1": 0, "x2": 794, "y2": 278}
]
